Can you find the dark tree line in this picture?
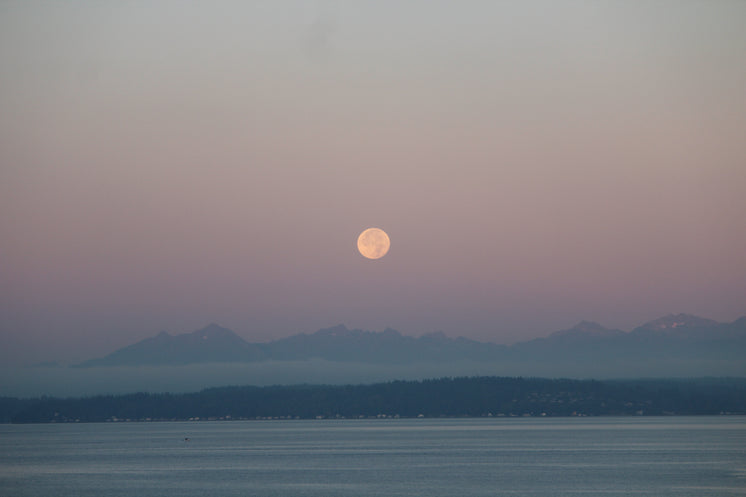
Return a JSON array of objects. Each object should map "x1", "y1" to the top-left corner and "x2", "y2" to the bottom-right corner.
[{"x1": 3, "y1": 377, "x2": 746, "y2": 423}]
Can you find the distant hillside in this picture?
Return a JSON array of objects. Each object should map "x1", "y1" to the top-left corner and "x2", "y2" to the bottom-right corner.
[
  {"x1": 76, "y1": 324, "x2": 268, "y2": 367},
  {"x1": 511, "y1": 314, "x2": 746, "y2": 364},
  {"x1": 75, "y1": 323, "x2": 507, "y2": 367},
  {"x1": 6, "y1": 377, "x2": 746, "y2": 423},
  {"x1": 72, "y1": 314, "x2": 746, "y2": 377},
  {"x1": 265, "y1": 325, "x2": 505, "y2": 363}
]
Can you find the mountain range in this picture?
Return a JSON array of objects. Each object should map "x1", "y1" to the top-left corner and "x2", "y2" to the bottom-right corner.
[{"x1": 75, "y1": 314, "x2": 746, "y2": 373}]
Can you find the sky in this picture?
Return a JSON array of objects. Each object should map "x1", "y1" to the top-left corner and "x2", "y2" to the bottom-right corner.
[{"x1": 1, "y1": 1, "x2": 745, "y2": 365}]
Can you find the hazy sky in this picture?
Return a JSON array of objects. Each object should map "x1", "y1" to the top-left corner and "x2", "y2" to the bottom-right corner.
[{"x1": 2, "y1": 1, "x2": 745, "y2": 364}]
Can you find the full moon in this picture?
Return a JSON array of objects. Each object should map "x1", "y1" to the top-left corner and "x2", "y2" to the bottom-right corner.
[{"x1": 357, "y1": 228, "x2": 390, "y2": 260}]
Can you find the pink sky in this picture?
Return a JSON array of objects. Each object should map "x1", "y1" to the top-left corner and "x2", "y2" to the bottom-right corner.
[{"x1": 1, "y1": 1, "x2": 745, "y2": 364}]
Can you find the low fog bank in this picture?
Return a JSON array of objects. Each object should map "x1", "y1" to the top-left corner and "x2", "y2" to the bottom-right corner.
[{"x1": 2, "y1": 359, "x2": 744, "y2": 398}]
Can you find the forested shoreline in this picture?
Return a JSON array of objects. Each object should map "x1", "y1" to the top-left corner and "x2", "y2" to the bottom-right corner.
[{"x1": 2, "y1": 377, "x2": 745, "y2": 423}]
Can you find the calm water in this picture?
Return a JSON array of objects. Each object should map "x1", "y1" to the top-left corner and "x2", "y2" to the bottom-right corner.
[{"x1": 1, "y1": 417, "x2": 745, "y2": 496}]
